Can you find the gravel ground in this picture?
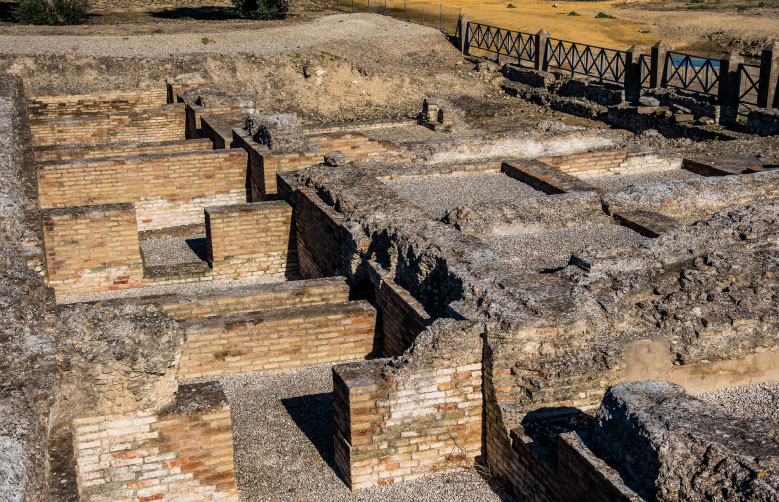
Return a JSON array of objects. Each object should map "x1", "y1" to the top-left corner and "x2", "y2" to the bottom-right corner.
[
  {"x1": 385, "y1": 173, "x2": 544, "y2": 219},
  {"x1": 188, "y1": 365, "x2": 514, "y2": 502},
  {"x1": 140, "y1": 234, "x2": 207, "y2": 267},
  {"x1": 56, "y1": 272, "x2": 286, "y2": 305},
  {"x1": 0, "y1": 14, "x2": 440, "y2": 58},
  {"x1": 488, "y1": 224, "x2": 648, "y2": 270},
  {"x1": 699, "y1": 382, "x2": 779, "y2": 422},
  {"x1": 586, "y1": 169, "x2": 702, "y2": 192}
]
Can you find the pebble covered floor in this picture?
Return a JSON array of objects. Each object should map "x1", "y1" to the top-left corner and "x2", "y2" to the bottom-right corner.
[
  {"x1": 189, "y1": 364, "x2": 515, "y2": 502},
  {"x1": 699, "y1": 382, "x2": 779, "y2": 422}
]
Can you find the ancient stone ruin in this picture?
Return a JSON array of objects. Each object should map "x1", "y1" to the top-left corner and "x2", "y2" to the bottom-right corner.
[{"x1": 0, "y1": 42, "x2": 777, "y2": 502}]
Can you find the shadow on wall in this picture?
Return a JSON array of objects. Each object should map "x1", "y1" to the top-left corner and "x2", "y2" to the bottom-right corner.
[
  {"x1": 150, "y1": 6, "x2": 240, "y2": 20},
  {"x1": 281, "y1": 392, "x2": 336, "y2": 473}
]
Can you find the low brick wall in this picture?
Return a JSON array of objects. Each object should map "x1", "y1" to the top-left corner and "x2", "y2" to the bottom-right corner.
[
  {"x1": 155, "y1": 277, "x2": 352, "y2": 320},
  {"x1": 27, "y1": 89, "x2": 168, "y2": 119},
  {"x1": 37, "y1": 149, "x2": 248, "y2": 231},
  {"x1": 540, "y1": 150, "x2": 629, "y2": 178},
  {"x1": 178, "y1": 300, "x2": 378, "y2": 379},
  {"x1": 29, "y1": 104, "x2": 186, "y2": 147},
  {"x1": 33, "y1": 138, "x2": 213, "y2": 163},
  {"x1": 309, "y1": 133, "x2": 409, "y2": 163},
  {"x1": 333, "y1": 320, "x2": 483, "y2": 490},
  {"x1": 41, "y1": 203, "x2": 143, "y2": 295},
  {"x1": 205, "y1": 201, "x2": 297, "y2": 280},
  {"x1": 72, "y1": 381, "x2": 239, "y2": 502}
]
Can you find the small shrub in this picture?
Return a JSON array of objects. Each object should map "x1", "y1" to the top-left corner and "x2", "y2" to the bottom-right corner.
[
  {"x1": 202, "y1": 37, "x2": 215, "y2": 44},
  {"x1": 568, "y1": 10, "x2": 581, "y2": 15},
  {"x1": 152, "y1": 28, "x2": 164, "y2": 33},
  {"x1": 231, "y1": 0, "x2": 289, "y2": 19},
  {"x1": 757, "y1": 1, "x2": 769, "y2": 6},
  {"x1": 14, "y1": 0, "x2": 88, "y2": 25},
  {"x1": 595, "y1": 11, "x2": 615, "y2": 17},
  {"x1": 506, "y1": 3, "x2": 516, "y2": 7}
]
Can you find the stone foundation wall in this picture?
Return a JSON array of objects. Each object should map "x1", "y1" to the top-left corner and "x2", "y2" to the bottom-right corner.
[
  {"x1": 29, "y1": 105, "x2": 186, "y2": 147},
  {"x1": 178, "y1": 300, "x2": 378, "y2": 379},
  {"x1": 72, "y1": 382, "x2": 239, "y2": 502},
  {"x1": 33, "y1": 138, "x2": 213, "y2": 163},
  {"x1": 155, "y1": 277, "x2": 352, "y2": 320},
  {"x1": 37, "y1": 149, "x2": 248, "y2": 231},
  {"x1": 333, "y1": 320, "x2": 483, "y2": 490},
  {"x1": 27, "y1": 89, "x2": 168, "y2": 119},
  {"x1": 205, "y1": 201, "x2": 297, "y2": 280},
  {"x1": 41, "y1": 204, "x2": 143, "y2": 295}
]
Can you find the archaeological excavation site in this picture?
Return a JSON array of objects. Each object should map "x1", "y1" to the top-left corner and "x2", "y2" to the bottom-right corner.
[{"x1": 0, "y1": 3, "x2": 778, "y2": 502}]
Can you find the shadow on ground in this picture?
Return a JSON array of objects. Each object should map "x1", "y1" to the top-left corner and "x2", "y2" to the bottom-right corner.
[
  {"x1": 0, "y1": 2, "x2": 18, "y2": 22},
  {"x1": 150, "y1": 6, "x2": 240, "y2": 20},
  {"x1": 281, "y1": 392, "x2": 337, "y2": 472}
]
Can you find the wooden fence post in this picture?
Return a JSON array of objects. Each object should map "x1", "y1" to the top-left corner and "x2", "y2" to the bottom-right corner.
[
  {"x1": 459, "y1": 15, "x2": 470, "y2": 54},
  {"x1": 650, "y1": 40, "x2": 671, "y2": 88},
  {"x1": 535, "y1": 29, "x2": 549, "y2": 71},
  {"x1": 757, "y1": 41, "x2": 779, "y2": 108}
]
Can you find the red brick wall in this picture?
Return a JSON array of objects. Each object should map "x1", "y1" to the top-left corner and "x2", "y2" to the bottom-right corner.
[
  {"x1": 72, "y1": 382, "x2": 239, "y2": 502},
  {"x1": 37, "y1": 149, "x2": 248, "y2": 231},
  {"x1": 33, "y1": 138, "x2": 214, "y2": 163},
  {"x1": 158, "y1": 277, "x2": 352, "y2": 320},
  {"x1": 333, "y1": 355, "x2": 482, "y2": 489},
  {"x1": 27, "y1": 89, "x2": 168, "y2": 119},
  {"x1": 29, "y1": 104, "x2": 186, "y2": 147},
  {"x1": 41, "y1": 203, "x2": 143, "y2": 295},
  {"x1": 178, "y1": 300, "x2": 378, "y2": 379},
  {"x1": 540, "y1": 150, "x2": 629, "y2": 178},
  {"x1": 309, "y1": 133, "x2": 409, "y2": 163},
  {"x1": 205, "y1": 201, "x2": 297, "y2": 280},
  {"x1": 373, "y1": 275, "x2": 430, "y2": 356}
]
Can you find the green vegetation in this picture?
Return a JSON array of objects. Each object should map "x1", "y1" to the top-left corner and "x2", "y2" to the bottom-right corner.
[
  {"x1": 595, "y1": 11, "x2": 615, "y2": 17},
  {"x1": 14, "y1": 0, "x2": 87, "y2": 25},
  {"x1": 152, "y1": 28, "x2": 164, "y2": 33},
  {"x1": 320, "y1": 50, "x2": 344, "y2": 61},
  {"x1": 231, "y1": 0, "x2": 289, "y2": 19},
  {"x1": 757, "y1": 1, "x2": 770, "y2": 6},
  {"x1": 202, "y1": 37, "x2": 216, "y2": 44},
  {"x1": 568, "y1": 10, "x2": 582, "y2": 15},
  {"x1": 506, "y1": 3, "x2": 516, "y2": 7}
]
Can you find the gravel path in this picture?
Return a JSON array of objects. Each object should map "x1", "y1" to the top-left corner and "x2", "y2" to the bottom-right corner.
[
  {"x1": 699, "y1": 382, "x2": 779, "y2": 422},
  {"x1": 189, "y1": 365, "x2": 514, "y2": 502},
  {"x1": 0, "y1": 14, "x2": 440, "y2": 58},
  {"x1": 488, "y1": 224, "x2": 648, "y2": 270},
  {"x1": 140, "y1": 234, "x2": 207, "y2": 267},
  {"x1": 385, "y1": 172, "x2": 544, "y2": 219},
  {"x1": 586, "y1": 169, "x2": 702, "y2": 192}
]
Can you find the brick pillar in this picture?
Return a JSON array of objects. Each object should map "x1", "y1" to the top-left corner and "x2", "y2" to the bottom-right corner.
[
  {"x1": 718, "y1": 51, "x2": 743, "y2": 125},
  {"x1": 757, "y1": 41, "x2": 779, "y2": 108},
  {"x1": 459, "y1": 15, "x2": 471, "y2": 55},
  {"x1": 624, "y1": 45, "x2": 644, "y2": 103},
  {"x1": 535, "y1": 29, "x2": 550, "y2": 71},
  {"x1": 650, "y1": 41, "x2": 672, "y2": 88}
]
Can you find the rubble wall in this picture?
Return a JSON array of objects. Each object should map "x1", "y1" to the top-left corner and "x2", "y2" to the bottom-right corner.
[
  {"x1": 37, "y1": 149, "x2": 248, "y2": 231},
  {"x1": 205, "y1": 200, "x2": 297, "y2": 280},
  {"x1": 29, "y1": 104, "x2": 186, "y2": 147},
  {"x1": 178, "y1": 300, "x2": 378, "y2": 379},
  {"x1": 27, "y1": 89, "x2": 168, "y2": 120}
]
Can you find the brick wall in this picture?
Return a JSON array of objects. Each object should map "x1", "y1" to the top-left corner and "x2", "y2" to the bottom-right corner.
[
  {"x1": 37, "y1": 149, "x2": 248, "y2": 231},
  {"x1": 29, "y1": 105, "x2": 186, "y2": 147},
  {"x1": 27, "y1": 89, "x2": 168, "y2": 119},
  {"x1": 205, "y1": 201, "x2": 297, "y2": 280},
  {"x1": 155, "y1": 277, "x2": 352, "y2": 320},
  {"x1": 178, "y1": 300, "x2": 378, "y2": 379},
  {"x1": 72, "y1": 381, "x2": 239, "y2": 502},
  {"x1": 41, "y1": 203, "x2": 143, "y2": 295},
  {"x1": 332, "y1": 320, "x2": 483, "y2": 490},
  {"x1": 295, "y1": 188, "x2": 370, "y2": 279},
  {"x1": 309, "y1": 133, "x2": 409, "y2": 163},
  {"x1": 33, "y1": 138, "x2": 213, "y2": 163},
  {"x1": 540, "y1": 150, "x2": 629, "y2": 178}
]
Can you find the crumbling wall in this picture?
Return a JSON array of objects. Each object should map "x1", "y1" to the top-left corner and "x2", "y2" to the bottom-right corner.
[{"x1": 27, "y1": 89, "x2": 168, "y2": 120}]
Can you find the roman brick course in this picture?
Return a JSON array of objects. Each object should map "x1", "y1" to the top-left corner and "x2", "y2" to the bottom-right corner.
[
  {"x1": 37, "y1": 149, "x2": 248, "y2": 231},
  {"x1": 72, "y1": 381, "x2": 239, "y2": 502},
  {"x1": 41, "y1": 203, "x2": 144, "y2": 295},
  {"x1": 29, "y1": 104, "x2": 186, "y2": 147},
  {"x1": 27, "y1": 89, "x2": 168, "y2": 119},
  {"x1": 34, "y1": 138, "x2": 214, "y2": 163},
  {"x1": 178, "y1": 300, "x2": 378, "y2": 379},
  {"x1": 205, "y1": 201, "x2": 297, "y2": 280}
]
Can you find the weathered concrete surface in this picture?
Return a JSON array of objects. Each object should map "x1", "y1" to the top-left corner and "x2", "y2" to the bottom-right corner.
[{"x1": 593, "y1": 381, "x2": 778, "y2": 501}]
